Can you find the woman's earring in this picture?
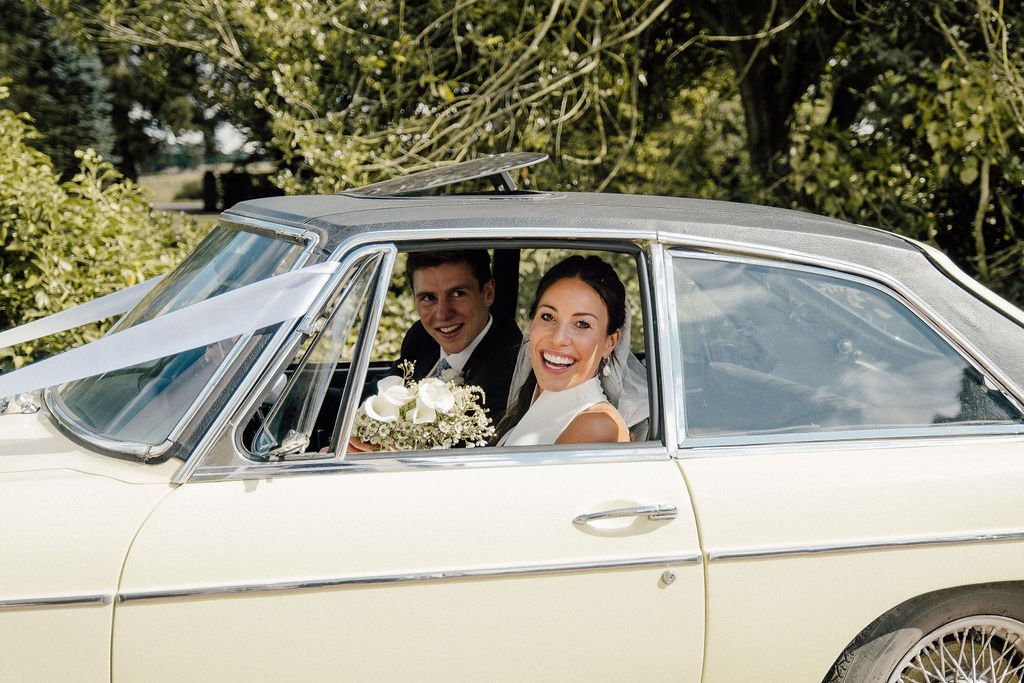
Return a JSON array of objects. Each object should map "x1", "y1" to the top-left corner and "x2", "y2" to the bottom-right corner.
[{"x1": 601, "y1": 357, "x2": 611, "y2": 377}]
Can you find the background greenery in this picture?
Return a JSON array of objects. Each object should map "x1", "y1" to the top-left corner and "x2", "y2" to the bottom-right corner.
[
  {"x1": 373, "y1": 249, "x2": 643, "y2": 361},
  {"x1": 0, "y1": 82, "x2": 203, "y2": 369},
  {"x1": 2, "y1": 0, "x2": 1023, "y2": 367}
]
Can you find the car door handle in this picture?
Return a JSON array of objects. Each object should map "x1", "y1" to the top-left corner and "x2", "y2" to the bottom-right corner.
[{"x1": 573, "y1": 504, "x2": 678, "y2": 526}]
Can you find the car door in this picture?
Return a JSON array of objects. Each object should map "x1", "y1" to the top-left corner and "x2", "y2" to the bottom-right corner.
[
  {"x1": 665, "y1": 248, "x2": 1024, "y2": 682},
  {"x1": 111, "y1": 245, "x2": 706, "y2": 682}
]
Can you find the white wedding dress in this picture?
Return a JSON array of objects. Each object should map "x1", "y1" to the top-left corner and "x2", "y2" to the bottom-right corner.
[{"x1": 496, "y1": 377, "x2": 618, "y2": 446}]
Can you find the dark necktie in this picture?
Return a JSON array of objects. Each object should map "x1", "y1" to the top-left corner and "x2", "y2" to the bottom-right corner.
[{"x1": 432, "y1": 357, "x2": 452, "y2": 378}]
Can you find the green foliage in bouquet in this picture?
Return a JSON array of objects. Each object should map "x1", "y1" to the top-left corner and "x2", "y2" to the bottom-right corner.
[{"x1": 0, "y1": 82, "x2": 205, "y2": 371}]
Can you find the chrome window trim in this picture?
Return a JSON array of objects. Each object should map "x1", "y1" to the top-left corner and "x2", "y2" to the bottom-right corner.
[
  {"x1": 675, "y1": 431, "x2": 1024, "y2": 461},
  {"x1": 41, "y1": 395, "x2": 176, "y2": 461},
  {"x1": 0, "y1": 594, "x2": 112, "y2": 610},
  {"x1": 917, "y1": 240, "x2": 1024, "y2": 328},
  {"x1": 333, "y1": 248, "x2": 398, "y2": 455},
  {"x1": 217, "y1": 213, "x2": 324, "y2": 247},
  {"x1": 179, "y1": 246, "x2": 394, "y2": 482},
  {"x1": 330, "y1": 225, "x2": 659, "y2": 253},
  {"x1": 708, "y1": 527, "x2": 1024, "y2": 562},
  {"x1": 667, "y1": 248, "x2": 1024, "y2": 447},
  {"x1": 675, "y1": 436, "x2": 1024, "y2": 466},
  {"x1": 628, "y1": 243, "x2": 663, "y2": 441},
  {"x1": 117, "y1": 553, "x2": 701, "y2": 604},
  {"x1": 677, "y1": 424, "x2": 1024, "y2": 452},
  {"x1": 651, "y1": 242, "x2": 683, "y2": 458},
  {"x1": 189, "y1": 443, "x2": 671, "y2": 482}
]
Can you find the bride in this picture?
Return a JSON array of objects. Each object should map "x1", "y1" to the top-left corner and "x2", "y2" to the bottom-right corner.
[{"x1": 494, "y1": 255, "x2": 647, "y2": 446}]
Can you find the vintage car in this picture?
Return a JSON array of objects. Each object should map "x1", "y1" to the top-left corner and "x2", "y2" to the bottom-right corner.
[{"x1": 2, "y1": 153, "x2": 1024, "y2": 682}]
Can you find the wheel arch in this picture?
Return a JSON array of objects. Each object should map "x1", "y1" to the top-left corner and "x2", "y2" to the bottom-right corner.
[{"x1": 821, "y1": 579, "x2": 1024, "y2": 683}]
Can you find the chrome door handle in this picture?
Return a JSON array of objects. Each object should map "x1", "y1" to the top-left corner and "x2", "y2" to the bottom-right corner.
[{"x1": 573, "y1": 504, "x2": 678, "y2": 526}]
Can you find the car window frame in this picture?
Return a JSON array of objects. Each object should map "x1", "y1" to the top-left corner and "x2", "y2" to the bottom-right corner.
[
  {"x1": 175, "y1": 243, "x2": 393, "y2": 482},
  {"x1": 666, "y1": 247, "x2": 1024, "y2": 450},
  {"x1": 185, "y1": 234, "x2": 668, "y2": 482},
  {"x1": 338, "y1": 237, "x2": 663, "y2": 462}
]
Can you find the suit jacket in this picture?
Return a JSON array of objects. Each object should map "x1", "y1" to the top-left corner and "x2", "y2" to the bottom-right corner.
[{"x1": 397, "y1": 314, "x2": 523, "y2": 420}]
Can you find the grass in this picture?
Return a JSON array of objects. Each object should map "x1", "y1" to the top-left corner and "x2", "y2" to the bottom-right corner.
[{"x1": 138, "y1": 168, "x2": 206, "y2": 203}]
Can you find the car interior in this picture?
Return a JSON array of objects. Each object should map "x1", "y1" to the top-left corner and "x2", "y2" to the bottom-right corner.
[{"x1": 243, "y1": 242, "x2": 652, "y2": 459}]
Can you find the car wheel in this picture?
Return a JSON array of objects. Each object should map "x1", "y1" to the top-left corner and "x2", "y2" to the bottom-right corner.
[{"x1": 825, "y1": 583, "x2": 1024, "y2": 683}]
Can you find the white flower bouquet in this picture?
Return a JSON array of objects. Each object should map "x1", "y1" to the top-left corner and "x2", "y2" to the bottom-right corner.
[{"x1": 353, "y1": 361, "x2": 494, "y2": 450}]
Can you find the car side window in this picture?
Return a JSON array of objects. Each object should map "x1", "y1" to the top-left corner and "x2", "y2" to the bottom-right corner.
[
  {"x1": 348, "y1": 244, "x2": 651, "y2": 456},
  {"x1": 246, "y1": 253, "x2": 381, "y2": 458},
  {"x1": 673, "y1": 254, "x2": 1023, "y2": 439}
]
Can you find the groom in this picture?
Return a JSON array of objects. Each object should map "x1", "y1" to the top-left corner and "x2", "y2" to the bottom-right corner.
[{"x1": 396, "y1": 249, "x2": 522, "y2": 420}]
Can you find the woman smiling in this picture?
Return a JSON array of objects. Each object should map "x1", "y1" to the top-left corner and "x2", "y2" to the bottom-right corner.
[{"x1": 494, "y1": 255, "x2": 631, "y2": 446}]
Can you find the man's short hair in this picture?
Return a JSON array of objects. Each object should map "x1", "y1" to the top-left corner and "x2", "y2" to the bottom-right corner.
[{"x1": 406, "y1": 250, "x2": 492, "y2": 289}]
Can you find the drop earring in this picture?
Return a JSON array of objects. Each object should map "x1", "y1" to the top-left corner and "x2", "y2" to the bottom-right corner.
[{"x1": 601, "y1": 357, "x2": 611, "y2": 377}]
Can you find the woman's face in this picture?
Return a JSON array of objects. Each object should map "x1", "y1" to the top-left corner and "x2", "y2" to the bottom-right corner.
[{"x1": 529, "y1": 277, "x2": 620, "y2": 394}]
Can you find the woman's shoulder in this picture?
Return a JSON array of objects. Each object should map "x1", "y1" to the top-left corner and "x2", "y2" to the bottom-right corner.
[{"x1": 555, "y1": 402, "x2": 629, "y2": 444}]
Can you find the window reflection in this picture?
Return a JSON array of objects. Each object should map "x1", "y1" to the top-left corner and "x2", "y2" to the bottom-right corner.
[
  {"x1": 674, "y1": 256, "x2": 1022, "y2": 438},
  {"x1": 57, "y1": 226, "x2": 305, "y2": 446}
]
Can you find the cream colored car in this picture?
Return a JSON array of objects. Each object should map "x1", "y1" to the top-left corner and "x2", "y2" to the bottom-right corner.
[{"x1": 2, "y1": 154, "x2": 1024, "y2": 682}]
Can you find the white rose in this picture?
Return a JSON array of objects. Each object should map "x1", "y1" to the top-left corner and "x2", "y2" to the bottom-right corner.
[{"x1": 417, "y1": 378, "x2": 456, "y2": 413}]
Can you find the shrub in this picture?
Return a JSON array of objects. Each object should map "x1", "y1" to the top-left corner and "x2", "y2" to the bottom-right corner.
[{"x1": 0, "y1": 83, "x2": 206, "y2": 370}]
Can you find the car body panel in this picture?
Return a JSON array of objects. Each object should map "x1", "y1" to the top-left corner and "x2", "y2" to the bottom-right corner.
[
  {"x1": 680, "y1": 437, "x2": 1024, "y2": 681},
  {"x1": 0, "y1": 413, "x2": 177, "y2": 682},
  {"x1": 113, "y1": 456, "x2": 705, "y2": 681}
]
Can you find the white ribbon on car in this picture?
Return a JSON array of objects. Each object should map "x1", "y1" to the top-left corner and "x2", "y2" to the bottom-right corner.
[
  {"x1": 0, "y1": 262, "x2": 341, "y2": 400},
  {"x1": 0, "y1": 276, "x2": 163, "y2": 350}
]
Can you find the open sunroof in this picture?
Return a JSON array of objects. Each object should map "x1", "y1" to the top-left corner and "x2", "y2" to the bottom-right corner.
[{"x1": 343, "y1": 152, "x2": 548, "y2": 197}]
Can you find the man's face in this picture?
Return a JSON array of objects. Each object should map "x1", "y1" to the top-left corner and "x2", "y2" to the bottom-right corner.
[{"x1": 412, "y1": 262, "x2": 495, "y2": 355}]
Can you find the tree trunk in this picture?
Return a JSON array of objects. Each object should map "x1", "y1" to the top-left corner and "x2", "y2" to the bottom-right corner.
[{"x1": 692, "y1": 0, "x2": 850, "y2": 180}]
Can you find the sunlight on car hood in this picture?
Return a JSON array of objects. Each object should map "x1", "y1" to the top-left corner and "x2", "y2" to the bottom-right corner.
[{"x1": 0, "y1": 411, "x2": 179, "y2": 483}]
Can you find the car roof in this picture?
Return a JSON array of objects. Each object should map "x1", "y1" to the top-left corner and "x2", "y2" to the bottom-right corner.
[{"x1": 226, "y1": 191, "x2": 912, "y2": 253}]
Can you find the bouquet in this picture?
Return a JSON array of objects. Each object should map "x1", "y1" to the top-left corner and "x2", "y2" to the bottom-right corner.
[{"x1": 353, "y1": 361, "x2": 494, "y2": 450}]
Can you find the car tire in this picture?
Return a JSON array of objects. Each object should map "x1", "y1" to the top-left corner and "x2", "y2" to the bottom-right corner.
[{"x1": 824, "y1": 583, "x2": 1024, "y2": 683}]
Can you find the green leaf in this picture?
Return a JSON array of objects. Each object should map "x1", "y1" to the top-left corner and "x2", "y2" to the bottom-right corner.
[{"x1": 959, "y1": 164, "x2": 979, "y2": 185}]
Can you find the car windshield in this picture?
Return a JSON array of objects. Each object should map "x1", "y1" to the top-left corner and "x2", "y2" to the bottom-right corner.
[{"x1": 55, "y1": 225, "x2": 307, "y2": 447}]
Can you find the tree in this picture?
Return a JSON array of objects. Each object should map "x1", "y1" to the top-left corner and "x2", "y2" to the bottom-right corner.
[
  {"x1": 56, "y1": 0, "x2": 668, "y2": 190},
  {"x1": 0, "y1": 0, "x2": 115, "y2": 177},
  {"x1": 779, "y1": 1, "x2": 1024, "y2": 292},
  {"x1": 0, "y1": 82, "x2": 204, "y2": 368},
  {"x1": 101, "y1": 40, "x2": 233, "y2": 178},
  {"x1": 53, "y1": 0, "x2": 1024, "y2": 303}
]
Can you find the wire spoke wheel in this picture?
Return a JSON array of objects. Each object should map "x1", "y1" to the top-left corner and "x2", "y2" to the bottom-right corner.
[{"x1": 889, "y1": 616, "x2": 1024, "y2": 683}]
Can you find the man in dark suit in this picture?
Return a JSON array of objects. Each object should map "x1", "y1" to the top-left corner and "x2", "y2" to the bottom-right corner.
[{"x1": 397, "y1": 250, "x2": 522, "y2": 420}]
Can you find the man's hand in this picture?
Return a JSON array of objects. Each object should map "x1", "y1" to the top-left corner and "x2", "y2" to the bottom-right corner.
[
  {"x1": 347, "y1": 435, "x2": 375, "y2": 452},
  {"x1": 346, "y1": 436, "x2": 397, "y2": 452}
]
